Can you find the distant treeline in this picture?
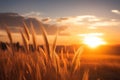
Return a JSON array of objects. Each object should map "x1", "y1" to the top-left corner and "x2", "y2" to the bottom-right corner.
[
  {"x1": 0, "y1": 41, "x2": 79, "y2": 53},
  {"x1": 0, "y1": 41, "x2": 120, "y2": 55}
]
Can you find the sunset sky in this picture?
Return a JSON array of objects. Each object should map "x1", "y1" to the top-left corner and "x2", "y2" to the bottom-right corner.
[{"x1": 0, "y1": 0, "x2": 120, "y2": 45}]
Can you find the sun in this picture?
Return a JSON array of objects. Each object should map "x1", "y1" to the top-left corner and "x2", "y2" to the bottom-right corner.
[{"x1": 83, "y1": 35, "x2": 106, "y2": 48}]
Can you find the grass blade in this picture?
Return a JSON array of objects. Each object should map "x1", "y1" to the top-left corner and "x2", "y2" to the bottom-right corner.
[
  {"x1": 20, "y1": 29, "x2": 29, "y2": 53},
  {"x1": 5, "y1": 27, "x2": 14, "y2": 55},
  {"x1": 30, "y1": 22, "x2": 37, "y2": 51},
  {"x1": 71, "y1": 46, "x2": 84, "y2": 73},
  {"x1": 52, "y1": 28, "x2": 59, "y2": 53},
  {"x1": 82, "y1": 69, "x2": 89, "y2": 80},
  {"x1": 39, "y1": 23, "x2": 50, "y2": 58},
  {"x1": 23, "y1": 22, "x2": 30, "y2": 41}
]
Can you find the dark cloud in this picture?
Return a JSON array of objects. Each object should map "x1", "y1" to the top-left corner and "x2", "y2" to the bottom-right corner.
[
  {"x1": 0, "y1": 13, "x2": 68, "y2": 35},
  {"x1": 0, "y1": 13, "x2": 24, "y2": 28}
]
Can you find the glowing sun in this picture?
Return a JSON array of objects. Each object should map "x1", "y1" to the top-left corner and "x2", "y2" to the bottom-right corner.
[{"x1": 83, "y1": 35, "x2": 106, "y2": 48}]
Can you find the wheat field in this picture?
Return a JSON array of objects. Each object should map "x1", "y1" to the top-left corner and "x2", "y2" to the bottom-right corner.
[{"x1": 0, "y1": 23, "x2": 89, "y2": 80}]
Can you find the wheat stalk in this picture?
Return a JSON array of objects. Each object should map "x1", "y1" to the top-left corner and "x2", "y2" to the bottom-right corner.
[
  {"x1": 38, "y1": 47, "x2": 47, "y2": 63},
  {"x1": 20, "y1": 29, "x2": 29, "y2": 53},
  {"x1": 39, "y1": 23, "x2": 50, "y2": 59},
  {"x1": 71, "y1": 46, "x2": 84, "y2": 73},
  {"x1": 5, "y1": 27, "x2": 14, "y2": 55},
  {"x1": 82, "y1": 69, "x2": 89, "y2": 80},
  {"x1": 52, "y1": 28, "x2": 59, "y2": 53},
  {"x1": 23, "y1": 22, "x2": 30, "y2": 41},
  {"x1": 30, "y1": 22, "x2": 37, "y2": 51}
]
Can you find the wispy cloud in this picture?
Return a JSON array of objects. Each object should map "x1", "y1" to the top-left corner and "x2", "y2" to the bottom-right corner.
[
  {"x1": 22, "y1": 11, "x2": 41, "y2": 17},
  {"x1": 78, "y1": 33, "x2": 104, "y2": 36},
  {"x1": 22, "y1": 12, "x2": 53, "y2": 23},
  {"x1": 41, "y1": 17, "x2": 52, "y2": 23},
  {"x1": 56, "y1": 15, "x2": 101, "y2": 25},
  {"x1": 89, "y1": 21, "x2": 120, "y2": 29},
  {"x1": 56, "y1": 17, "x2": 69, "y2": 22},
  {"x1": 1, "y1": 12, "x2": 120, "y2": 38},
  {"x1": 22, "y1": 11, "x2": 42, "y2": 21},
  {"x1": 111, "y1": 10, "x2": 120, "y2": 14},
  {"x1": 54, "y1": 15, "x2": 120, "y2": 36}
]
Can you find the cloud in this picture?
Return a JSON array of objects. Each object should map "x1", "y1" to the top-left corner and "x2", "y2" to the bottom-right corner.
[
  {"x1": 54, "y1": 15, "x2": 120, "y2": 36},
  {"x1": 41, "y1": 17, "x2": 52, "y2": 23},
  {"x1": 22, "y1": 11, "x2": 42, "y2": 21},
  {"x1": 111, "y1": 10, "x2": 120, "y2": 14},
  {"x1": 89, "y1": 21, "x2": 120, "y2": 29},
  {"x1": 0, "y1": 12, "x2": 120, "y2": 38},
  {"x1": 78, "y1": 33, "x2": 104, "y2": 37},
  {"x1": 22, "y1": 11, "x2": 41, "y2": 17},
  {"x1": 56, "y1": 17, "x2": 69, "y2": 22},
  {"x1": 56, "y1": 15, "x2": 101, "y2": 25},
  {"x1": 75, "y1": 15, "x2": 100, "y2": 22},
  {"x1": 0, "y1": 13, "x2": 68, "y2": 36},
  {"x1": 23, "y1": 12, "x2": 53, "y2": 23}
]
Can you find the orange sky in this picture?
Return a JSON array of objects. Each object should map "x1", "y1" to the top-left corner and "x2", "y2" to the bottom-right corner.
[
  {"x1": 0, "y1": 14, "x2": 120, "y2": 45},
  {"x1": 0, "y1": 15, "x2": 120, "y2": 44},
  {"x1": 0, "y1": 0, "x2": 120, "y2": 45}
]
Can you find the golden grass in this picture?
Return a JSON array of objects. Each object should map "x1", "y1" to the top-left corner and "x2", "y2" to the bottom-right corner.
[
  {"x1": 20, "y1": 29, "x2": 29, "y2": 53},
  {"x1": 0, "y1": 23, "x2": 89, "y2": 80},
  {"x1": 30, "y1": 22, "x2": 37, "y2": 51},
  {"x1": 23, "y1": 22, "x2": 30, "y2": 41},
  {"x1": 5, "y1": 27, "x2": 14, "y2": 55}
]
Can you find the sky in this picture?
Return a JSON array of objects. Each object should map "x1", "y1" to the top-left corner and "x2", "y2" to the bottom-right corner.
[
  {"x1": 0, "y1": 0, "x2": 120, "y2": 18},
  {"x1": 0, "y1": 0, "x2": 120, "y2": 45}
]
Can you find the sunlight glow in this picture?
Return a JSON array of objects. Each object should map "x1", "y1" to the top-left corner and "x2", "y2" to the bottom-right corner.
[{"x1": 82, "y1": 34, "x2": 106, "y2": 48}]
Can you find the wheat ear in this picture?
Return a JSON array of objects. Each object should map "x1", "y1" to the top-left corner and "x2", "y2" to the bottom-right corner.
[
  {"x1": 5, "y1": 27, "x2": 14, "y2": 55},
  {"x1": 23, "y1": 22, "x2": 30, "y2": 41},
  {"x1": 39, "y1": 23, "x2": 50, "y2": 59},
  {"x1": 30, "y1": 22, "x2": 37, "y2": 51},
  {"x1": 20, "y1": 29, "x2": 29, "y2": 53}
]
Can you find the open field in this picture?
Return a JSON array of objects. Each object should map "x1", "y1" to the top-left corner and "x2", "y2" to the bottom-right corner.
[
  {"x1": 0, "y1": 23, "x2": 120, "y2": 80},
  {"x1": 1, "y1": 0, "x2": 120, "y2": 80},
  {"x1": 0, "y1": 46, "x2": 120, "y2": 80}
]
